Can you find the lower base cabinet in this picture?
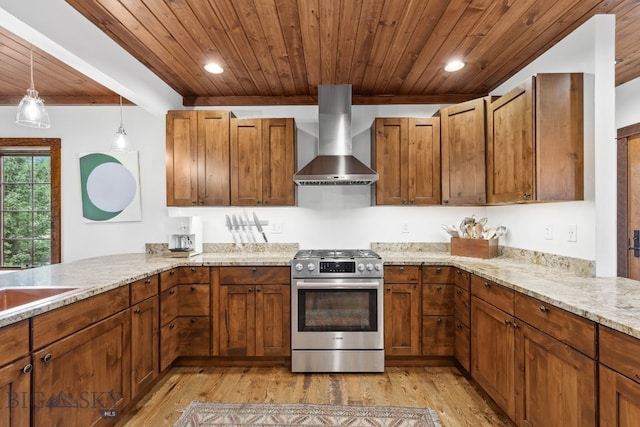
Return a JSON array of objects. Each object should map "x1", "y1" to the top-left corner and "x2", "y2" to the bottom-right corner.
[
  {"x1": 600, "y1": 365, "x2": 640, "y2": 427},
  {"x1": 131, "y1": 296, "x2": 158, "y2": 398},
  {"x1": 33, "y1": 310, "x2": 131, "y2": 427},
  {"x1": 0, "y1": 355, "x2": 31, "y2": 427}
]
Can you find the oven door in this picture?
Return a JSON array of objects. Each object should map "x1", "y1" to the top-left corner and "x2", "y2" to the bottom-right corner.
[{"x1": 291, "y1": 278, "x2": 384, "y2": 350}]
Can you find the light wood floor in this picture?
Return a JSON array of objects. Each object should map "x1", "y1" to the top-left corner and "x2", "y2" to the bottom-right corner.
[{"x1": 116, "y1": 366, "x2": 514, "y2": 426}]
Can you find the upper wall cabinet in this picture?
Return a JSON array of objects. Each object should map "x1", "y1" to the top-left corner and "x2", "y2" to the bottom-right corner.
[
  {"x1": 487, "y1": 73, "x2": 584, "y2": 204},
  {"x1": 372, "y1": 117, "x2": 441, "y2": 205},
  {"x1": 230, "y1": 118, "x2": 296, "y2": 206},
  {"x1": 166, "y1": 110, "x2": 231, "y2": 206},
  {"x1": 439, "y1": 97, "x2": 489, "y2": 205}
]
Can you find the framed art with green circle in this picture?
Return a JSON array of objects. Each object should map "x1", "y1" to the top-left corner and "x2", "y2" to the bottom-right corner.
[{"x1": 79, "y1": 151, "x2": 141, "y2": 222}]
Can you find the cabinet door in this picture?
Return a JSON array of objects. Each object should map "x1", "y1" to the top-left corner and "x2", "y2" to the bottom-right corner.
[
  {"x1": 384, "y1": 283, "x2": 420, "y2": 356},
  {"x1": 373, "y1": 117, "x2": 408, "y2": 205},
  {"x1": 422, "y1": 283, "x2": 454, "y2": 315},
  {"x1": 178, "y1": 316, "x2": 211, "y2": 356},
  {"x1": 487, "y1": 78, "x2": 534, "y2": 204},
  {"x1": 198, "y1": 110, "x2": 230, "y2": 206},
  {"x1": 255, "y1": 285, "x2": 290, "y2": 357},
  {"x1": 230, "y1": 118, "x2": 263, "y2": 205},
  {"x1": 516, "y1": 322, "x2": 596, "y2": 427},
  {"x1": 33, "y1": 310, "x2": 131, "y2": 427},
  {"x1": 131, "y1": 296, "x2": 158, "y2": 399},
  {"x1": 454, "y1": 320, "x2": 470, "y2": 372},
  {"x1": 421, "y1": 316, "x2": 453, "y2": 356},
  {"x1": 219, "y1": 285, "x2": 255, "y2": 356},
  {"x1": 159, "y1": 320, "x2": 179, "y2": 372},
  {"x1": 471, "y1": 296, "x2": 516, "y2": 420},
  {"x1": 262, "y1": 118, "x2": 295, "y2": 206},
  {"x1": 600, "y1": 364, "x2": 640, "y2": 427},
  {"x1": 166, "y1": 111, "x2": 198, "y2": 206},
  {"x1": 0, "y1": 356, "x2": 31, "y2": 427},
  {"x1": 441, "y1": 97, "x2": 487, "y2": 205},
  {"x1": 408, "y1": 117, "x2": 440, "y2": 205}
]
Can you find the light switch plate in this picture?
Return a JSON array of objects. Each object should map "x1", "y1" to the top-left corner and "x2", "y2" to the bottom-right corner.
[
  {"x1": 272, "y1": 222, "x2": 283, "y2": 234},
  {"x1": 568, "y1": 224, "x2": 577, "y2": 242},
  {"x1": 544, "y1": 225, "x2": 553, "y2": 240}
]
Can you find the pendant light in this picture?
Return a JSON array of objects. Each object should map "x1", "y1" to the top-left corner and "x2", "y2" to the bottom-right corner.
[
  {"x1": 111, "y1": 95, "x2": 131, "y2": 151},
  {"x1": 16, "y1": 46, "x2": 50, "y2": 128}
]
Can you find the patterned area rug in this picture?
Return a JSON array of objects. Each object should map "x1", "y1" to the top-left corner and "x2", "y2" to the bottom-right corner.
[{"x1": 173, "y1": 401, "x2": 442, "y2": 426}]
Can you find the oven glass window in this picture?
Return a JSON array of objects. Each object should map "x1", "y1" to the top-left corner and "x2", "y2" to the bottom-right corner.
[{"x1": 298, "y1": 289, "x2": 377, "y2": 332}]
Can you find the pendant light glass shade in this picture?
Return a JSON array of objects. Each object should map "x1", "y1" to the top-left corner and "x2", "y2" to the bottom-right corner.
[
  {"x1": 111, "y1": 96, "x2": 131, "y2": 151},
  {"x1": 16, "y1": 47, "x2": 50, "y2": 128}
]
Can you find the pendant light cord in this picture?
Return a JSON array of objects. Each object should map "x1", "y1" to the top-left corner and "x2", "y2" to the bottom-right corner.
[{"x1": 29, "y1": 47, "x2": 35, "y2": 89}]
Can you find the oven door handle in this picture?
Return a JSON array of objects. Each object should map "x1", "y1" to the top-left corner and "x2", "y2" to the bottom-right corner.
[{"x1": 293, "y1": 280, "x2": 381, "y2": 289}]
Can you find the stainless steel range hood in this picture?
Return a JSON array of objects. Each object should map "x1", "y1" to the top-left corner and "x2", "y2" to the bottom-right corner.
[{"x1": 294, "y1": 85, "x2": 378, "y2": 185}]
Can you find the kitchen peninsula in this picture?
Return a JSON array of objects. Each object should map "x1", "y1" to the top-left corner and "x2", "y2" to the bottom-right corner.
[{"x1": 1, "y1": 244, "x2": 639, "y2": 427}]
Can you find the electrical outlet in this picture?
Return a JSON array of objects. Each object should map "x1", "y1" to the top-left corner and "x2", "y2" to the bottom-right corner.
[
  {"x1": 271, "y1": 222, "x2": 283, "y2": 234},
  {"x1": 568, "y1": 223, "x2": 577, "y2": 242},
  {"x1": 544, "y1": 224, "x2": 553, "y2": 240},
  {"x1": 401, "y1": 223, "x2": 410, "y2": 233}
]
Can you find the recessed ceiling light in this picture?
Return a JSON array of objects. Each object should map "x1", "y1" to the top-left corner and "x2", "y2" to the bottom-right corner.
[
  {"x1": 204, "y1": 63, "x2": 224, "y2": 74},
  {"x1": 444, "y1": 60, "x2": 465, "y2": 72}
]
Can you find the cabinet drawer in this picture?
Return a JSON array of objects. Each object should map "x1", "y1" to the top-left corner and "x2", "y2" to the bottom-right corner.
[
  {"x1": 454, "y1": 287, "x2": 470, "y2": 327},
  {"x1": 0, "y1": 320, "x2": 29, "y2": 366},
  {"x1": 600, "y1": 326, "x2": 640, "y2": 383},
  {"x1": 179, "y1": 266, "x2": 210, "y2": 284},
  {"x1": 219, "y1": 266, "x2": 290, "y2": 284},
  {"x1": 454, "y1": 320, "x2": 470, "y2": 372},
  {"x1": 515, "y1": 293, "x2": 596, "y2": 358},
  {"x1": 422, "y1": 283, "x2": 454, "y2": 315},
  {"x1": 160, "y1": 286, "x2": 178, "y2": 326},
  {"x1": 178, "y1": 316, "x2": 211, "y2": 356},
  {"x1": 422, "y1": 266, "x2": 454, "y2": 283},
  {"x1": 453, "y1": 269, "x2": 471, "y2": 291},
  {"x1": 471, "y1": 275, "x2": 514, "y2": 315},
  {"x1": 32, "y1": 286, "x2": 130, "y2": 349},
  {"x1": 159, "y1": 320, "x2": 179, "y2": 371},
  {"x1": 422, "y1": 315, "x2": 454, "y2": 356},
  {"x1": 179, "y1": 284, "x2": 210, "y2": 316},
  {"x1": 384, "y1": 265, "x2": 421, "y2": 284},
  {"x1": 131, "y1": 274, "x2": 159, "y2": 305},
  {"x1": 160, "y1": 268, "x2": 180, "y2": 292}
]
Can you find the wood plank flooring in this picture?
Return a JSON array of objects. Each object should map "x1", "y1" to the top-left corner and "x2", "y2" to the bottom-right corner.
[{"x1": 116, "y1": 366, "x2": 514, "y2": 426}]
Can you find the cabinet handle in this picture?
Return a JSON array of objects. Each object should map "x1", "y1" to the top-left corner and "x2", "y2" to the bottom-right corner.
[
  {"x1": 456, "y1": 322, "x2": 463, "y2": 329},
  {"x1": 169, "y1": 289, "x2": 175, "y2": 295},
  {"x1": 190, "y1": 267, "x2": 196, "y2": 272},
  {"x1": 512, "y1": 322, "x2": 520, "y2": 329},
  {"x1": 402, "y1": 199, "x2": 407, "y2": 205},
  {"x1": 191, "y1": 286, "x2": 195, "y2": 291},
  {"x1": 456, "y1": 289, "x2": 462, "y2": 296},
  {"x1": 484, "y1": 281, "x2": 491, "y2": 288},
  {"x1": 169, "y1": 270, "x2": 176, "y2": 276},
  {"x1": 199, "y1": 200, "x2": 204, "y2": 205},
  {"x1": 399, "y1": 267, "x2": 404, "y2": 272},
  {"x1": 134, "y1": 308, "x2": 141, "y2": 314},
  {"x1": 191, "y1": 200, "x2": 197, "y2": 205},
  {"x1": 436, "y1": 318, "x2": 442, "y2": 324},
  {"x1": 456, "y1": 270, "x2": 461, "y2": 276},
  {"x1": 169, "y1": 323, "x2": 175, "y2": 329},
  {"x1": 252, "y1": 267, "x2": 257, "y2": 272},
  {"x1": 504, "y1": 319, "x2": 512, "y2": 326},
  {"x1": 264, "y1": 201, "x2": 268, "y2": 205},
  {"x1": 42, "y1": 354, "x2": 52, "y2": 363},
  {"x1": 436, "y1": 267, "x2": 442, "y2": 273},
  {"x1": 636, "y1": 374, "x2": 640, "y2": 380},
  {"x1": 436, "y1": 286, "x2": 442, "y2": 291},
  {"x1": 443, "y1": 200, "x2": 449, "y2": 204},
  {"x1": 256, "y1": 200, "x2": 261, "y2": 204},
  {"x1": 22, "y1": 363, "x2": 33, "y2": 374},
  {"x1": 410, "y1": 199, "x2": 415, "y2": 204},
  {"x1": 386, "y1": 287, "x2": 391, "y2": 292},
  {"x1": 539, "y1": 305, "x2": 549, "y2": 313},
  {"x1": 191, "y1": 317, "x2": 197, "y2": 323},
  {"x1": 248, "y1": 287, "x2": 253, "y2": 293},
  {"x1": 523, "y1": 193, "x2": 531, "y2": 199},
  {"x1": 144, "y1": 278, "x2": 152, "y2": 284}
]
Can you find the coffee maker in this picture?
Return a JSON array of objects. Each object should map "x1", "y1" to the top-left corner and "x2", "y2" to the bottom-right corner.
[{"x1": 166, "y1": 216, "x2": 202, "y2": 255}]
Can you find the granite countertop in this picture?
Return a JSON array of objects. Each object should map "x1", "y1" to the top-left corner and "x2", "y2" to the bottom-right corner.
[{"x1": 2, "y1": 243, "x2": 640, "y2": 344}]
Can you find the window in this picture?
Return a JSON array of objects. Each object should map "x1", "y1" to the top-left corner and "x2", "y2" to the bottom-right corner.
[{"x1": 0, "y1": 139, "x2": 61, "y2": 268}]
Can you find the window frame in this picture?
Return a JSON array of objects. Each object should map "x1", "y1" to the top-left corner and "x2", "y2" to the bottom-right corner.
[{"x1": 0, "y1": 138, "x2": 61, "y2": 268}]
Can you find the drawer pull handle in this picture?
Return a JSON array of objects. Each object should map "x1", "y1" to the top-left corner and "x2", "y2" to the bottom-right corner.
[
  {"x1": 191, "y1": 318, "x2": 196, "y2": 323},
  {"x1": 456, "y1": 289, "x2": 462, "y2": 295},
  {"x1": 512, "y1": 322, "x2": 520, "y2": 329},
  {"x1": 636, "y1": 374, "x2": 640, "y2": 380},
  {"x1": 248, "y1": 287, "x2": 253, "y2": 293},
  {"x1": 484, "y1": 282, "x2": 491, "y2": 288},
  {"x1": 436, "y1": 268, "x2": 442, "y2": 273},
  {"x1": 436, "y1": 286, "x2": 442, "y2": 291},
  {"x1": 456, "y1": 322, "x2": 463, "y2": 329},
  {"x1": 539, "y1": 305, "x2": 549, "y2": 313},
  {"x1": 134, "y1": 308, "x2": 141, "y2": 314},
  {"x1": 252, "y1": 267, "x2": 257, "y2": 272},
  {"x1": 42, "y1": 354, "x2": 52, "y2": 363},
  {"x1": 22, "y1": 363, "x2": 33, "y2": 374},
  {"x1": 436, "y1": 318, "x2": 442, "y2": 324},
  {"x1": 169, "y1": 323, "x2": 175, "y2": 329},
  {"x1": 169, "y1": 270, "x2": 175, "y2": 276},
  {"x1": 169, "y1": 289, "x2": 175, "y2": 295},
  {"x1": 191, "y1": 286, "x2": 195, "y2": 291},
  {"x1": 504, "y1": 319, "x2": 512, "y2": 326},
  {"x1": 191, "y1": 267, "x2": 196, "y2": 272},
  {"x1": 144, "y1": 279, "x2": 152, "y2": 284}
]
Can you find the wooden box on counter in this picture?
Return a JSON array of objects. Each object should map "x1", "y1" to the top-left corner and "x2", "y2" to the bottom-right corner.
[{"x1": 450, "y1": 237, "x2": 498, "y2": 259}]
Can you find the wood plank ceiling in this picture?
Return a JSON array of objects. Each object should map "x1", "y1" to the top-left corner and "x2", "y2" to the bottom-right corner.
[{"x1": 1, "y1": 0, "x2": 639, "y2": 106}]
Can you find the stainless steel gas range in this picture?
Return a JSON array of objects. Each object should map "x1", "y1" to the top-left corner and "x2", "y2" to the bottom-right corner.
[{"x1": 290, "y1": 249, "x2": 384, "y2": 373}]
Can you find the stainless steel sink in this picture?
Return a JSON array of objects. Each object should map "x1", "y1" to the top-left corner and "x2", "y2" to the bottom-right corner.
[{"x1": 0, "y1": 287, "x2": 77, "y2": 311}]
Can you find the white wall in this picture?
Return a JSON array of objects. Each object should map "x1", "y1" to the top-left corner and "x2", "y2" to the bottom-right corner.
[{"x1": 0, "y1": 17, "x2": 616, "y2": 274}]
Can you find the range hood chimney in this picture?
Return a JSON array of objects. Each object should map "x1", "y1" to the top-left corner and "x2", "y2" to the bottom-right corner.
[{"x1": 293, "y1": 85, "x2": 379, "y2": 185}]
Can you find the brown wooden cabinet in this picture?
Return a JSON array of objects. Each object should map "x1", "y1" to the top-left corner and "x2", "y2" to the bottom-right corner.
[
  {"x1": 372, "y1": 117, "x2": 441, "y2": 205},
  {"x1": 439, "y1": 97, "x2": 488, "y2": 205},
  {"x1": 383, "y1": 265, "x2": 421, "y2": 356},
  {"x1": 0, "y1": 320, "x2": 31, "y2": 427},
  {"x1": 453, "y1": 268, "x2": 471, "y2": 372},
  {"x1": 33, "y1": 309, "x2": 131, "y2": 427},
  {"x1": 421, "y1": 266, "x2": 454, "y2": 356},
  {"x1": 599, "y1": 326, "x2": 640, "y2": 427},
  {"x1": 487, "y1": 73, "x2": 584, "y2": 204},
  {"x1": 217, "y1": 266, "x2": 291, "y2": 357},
  {"x1": 166, "y1": 110, "x2": 232, "y2": 206},
  {"x1": 130, "y1": 290, "x2": 158, "y2": 399},
  {"x1": 230, "y1": 118, "x2": 296, "y2": 206}
]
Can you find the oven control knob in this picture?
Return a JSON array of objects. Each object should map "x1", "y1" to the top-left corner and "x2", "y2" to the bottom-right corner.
[
  {"x1": 366, "y1": 263, "x2": 374, "y2": 271},
  {"x1": 374, "y1": 264, "x2": 382, "y2": 271},
  {"x1": 295, "y1": 263, "x2": 304, "y2": 271},
  {"x1": 307, "y1": 263, "x2": 315, "y2": 271},
  {"x1": 357, "y1": 263, "x2": 365, "y2": 272}
]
